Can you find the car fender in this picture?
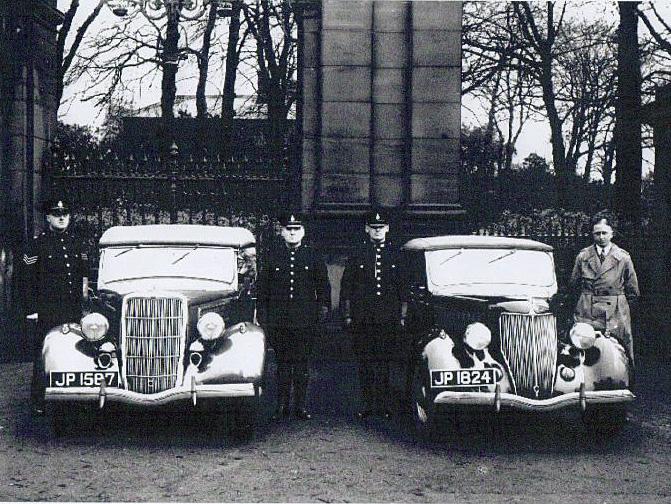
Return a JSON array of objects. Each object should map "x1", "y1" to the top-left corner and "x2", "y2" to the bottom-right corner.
[
  {"x1": 554, "y1": 335, "x2": 630, "y2": 393},
  {"x1": 42, "y1": 327, "x2": 120, "y2": 377},
  {"x1": 185, "y1": 323, "x2": 266, "y2": 384},
  {"x1": 421, "y1": 332, "x2": 514, "y2": 393}
]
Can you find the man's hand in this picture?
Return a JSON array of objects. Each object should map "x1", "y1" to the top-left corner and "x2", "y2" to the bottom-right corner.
[{"x1": 400, "y1": 317, "x2": 406, "y2": 329}]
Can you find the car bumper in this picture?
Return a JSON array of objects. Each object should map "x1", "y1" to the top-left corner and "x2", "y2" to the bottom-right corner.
[
  {"x1": 45, "y1": 382, "x2": 256, "y2": 407},
  {"x1": 433, "y1": 389, "x2": 635, "y2": 412}
]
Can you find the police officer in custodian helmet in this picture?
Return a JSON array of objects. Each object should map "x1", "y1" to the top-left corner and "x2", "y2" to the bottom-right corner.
[
  {"x1": 341, "y1": 210, "x2": 408, "y2": 419},
  {"x1": 256, "y1": 213, "x2": 331, "y2": 420},
  {"x1": 22, "y1": 198, "x2": 89, "y2": 414}
]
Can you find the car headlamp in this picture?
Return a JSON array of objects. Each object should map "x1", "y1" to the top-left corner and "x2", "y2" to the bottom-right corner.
[
  {"x1": 464, "y1": 322, "x2": 491, "y2": 350},
  {"x1": 569, "y1": 322, "x2": 596, "y2": 349},
  {"x1": 197, "y1": 312, "x2": 225, "y2": 341},
  {"x1": 80, "y1": 312, "x2": 109, "y2": 342}
]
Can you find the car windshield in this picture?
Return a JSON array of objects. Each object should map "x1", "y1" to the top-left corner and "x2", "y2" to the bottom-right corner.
[
  {"x1": 99, "y1": 246, "x2": 237, "y2": 284},
  {"x1": 426, "y1": 248, "x2": 555, "y2": 290}
]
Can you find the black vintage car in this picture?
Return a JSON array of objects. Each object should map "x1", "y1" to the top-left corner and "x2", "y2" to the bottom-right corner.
[
  {"x1": 401, "y1": 236, "x2": 634, "y2": 434},
  {"x1": 41, "y1": 224, "x2": 266, "y2": 434}
]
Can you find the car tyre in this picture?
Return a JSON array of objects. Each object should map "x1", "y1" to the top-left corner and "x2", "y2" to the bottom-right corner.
[
  {"x1": 582, "y1": 405, "x2": 627, "y2": 434},
  {"x1": 412, "y1": 364, "x2": 438, "y2": 439}
]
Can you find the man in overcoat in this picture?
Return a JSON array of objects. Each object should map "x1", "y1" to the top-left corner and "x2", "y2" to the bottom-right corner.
[
  {"x1": 341, "y1": 210, "x2": 407, "y2": 419},
  {"x1": 256, "y1": 213, "x2": 330, "y2": 420},
  {"x1": 22, "y1": 198, "x2": 89, "y2": 414},
  {"x1": 570, "y1": 214, "x2": 639, "y2": 364}
]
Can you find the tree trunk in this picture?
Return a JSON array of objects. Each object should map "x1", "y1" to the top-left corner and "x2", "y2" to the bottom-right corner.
[
  {"x1": 615, "y1": 1, "x2": 642, "y2": 225},
  {"x1": 196, "y1": 4, "x2": 218, "y2": 119},
  {"x1": 222, "y1": 1, "x2": 242, "y2": 125},
  {"x1": 161, "y1": 9, "x2": 180, "y2": 120},
  {"x1": 539, "y1": 61, "x2": 569, "y2": 206}
]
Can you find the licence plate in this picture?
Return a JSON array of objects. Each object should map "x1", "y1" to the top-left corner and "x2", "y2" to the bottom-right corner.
[
  {"x1": 430, "y1": 368, "x2": 500, "y2": 388},
  {"x1": 50, "y1": 371, "x2": 119, "y2": 388}
]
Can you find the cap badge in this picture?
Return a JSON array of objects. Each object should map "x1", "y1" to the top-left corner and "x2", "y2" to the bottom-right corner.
[
  {"x1": 57, "y1": 200, "x2": 64, "y2": 209},
  {"x1": 290, "y1": 214, "x2": 296, "y2": 222},
  {"x1": 375, "y1": 213, "x2": 380, "y2": 221}
]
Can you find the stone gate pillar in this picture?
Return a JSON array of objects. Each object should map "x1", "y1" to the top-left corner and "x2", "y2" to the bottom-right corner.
[{"x1": 299, "y1": 0, "x2": 463, "y2": 236}]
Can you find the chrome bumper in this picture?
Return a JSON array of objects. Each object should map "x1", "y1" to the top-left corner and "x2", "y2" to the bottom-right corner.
[
  {"x1": 45, "y1": 383, "x2": 256, "y2": 407},
  {"x1": 434, "y1": 389, "x2": 635, "y2": 412}
]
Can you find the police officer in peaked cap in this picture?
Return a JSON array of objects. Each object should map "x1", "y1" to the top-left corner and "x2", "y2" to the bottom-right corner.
[
  {"x1": 22, "y1": 197, "x2": 89, "y2": 415},
  {"x1": 256, "y1": 212, "x2": 331, "y2": 420},
  {"x1": 340, "y1": 209, "x2": 408, "y2": 419}
]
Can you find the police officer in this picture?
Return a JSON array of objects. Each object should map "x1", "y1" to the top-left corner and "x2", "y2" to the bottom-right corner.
[
  {"x1": 22, "y1": 198, "x2": 89, "y2": 414},
  {"x1": 341, "y1": 210, "x2": 407, "y2": 419},
  {"x1": 570, "y1": 213, "x2": 639, "y2": 364},
  {"x1": 256, "y1": 213, "x2": 330, "y2": 420}
]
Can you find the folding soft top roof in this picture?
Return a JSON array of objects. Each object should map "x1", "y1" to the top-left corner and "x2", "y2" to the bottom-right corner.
[
  {"x1": 99, "y1": 224, "x2": 255, "y2": 248},
  {"x1": 403, "y1": 235, "x2": 553, "y2": 252}
]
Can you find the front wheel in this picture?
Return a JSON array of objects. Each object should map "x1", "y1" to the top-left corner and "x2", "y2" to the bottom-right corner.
[
  {"x1": 582, "y1": 405, "x2": 627, "y2": 434},
  {"x1": 412, "y1": 364, "x2": 438, "y2": 438}
]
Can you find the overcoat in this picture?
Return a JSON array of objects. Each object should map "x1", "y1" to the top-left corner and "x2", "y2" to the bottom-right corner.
[
  {"x1": 256, "y1": 243, "x2": 330, "y2": 328},
  {"x1": 570, "y1": 243, "x2": 639, "y2": 360}
]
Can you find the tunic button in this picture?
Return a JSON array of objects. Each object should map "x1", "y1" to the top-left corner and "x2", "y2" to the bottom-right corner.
[
  {"x1": 64, "y1": 254, "x2": 68, "y2": 258},
  {"x1": 377, "y1": 284, "x2": 381, "y2": 288},
  {"x1": 290, "y1": 294, "x2": 293, "y2": 299},
  {"x1": 67, "y1": 272, "x2": 71, "y2": 276},
  {"x1": 376, "y1": 292, "x2": 381, "y2": 296},
  {"x1": 66, "y1": 263, "x2": 70, "y2": 267},
  {"x1": 290, "y1": 272, "x2": 294, "y2": 276},
  {"x1": 290, "y1": 279, "x2": 294, "y2": 283}
]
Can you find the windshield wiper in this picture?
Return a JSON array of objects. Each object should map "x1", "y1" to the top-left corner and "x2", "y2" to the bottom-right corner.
[
  {"x1": 171, "y1": 246, "x2": 198, "y2": 265},
  {"x1": 113, "y1": 247, "x2": 135, "y2": 258},
  {"x1": 488, "y1": 250, "x2": 516, "y2": 264},
  {"x1": 440, "y1": 249, "x2": 463, "y2": 265}
]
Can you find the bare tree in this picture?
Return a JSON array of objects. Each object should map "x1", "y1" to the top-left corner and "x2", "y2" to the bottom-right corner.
[
  {"x1": 242, "y1": 0, "x2": 297, "y2": 160},
  {"x1": 56, "y1": 0, "x2": 105, "y2": 106}
]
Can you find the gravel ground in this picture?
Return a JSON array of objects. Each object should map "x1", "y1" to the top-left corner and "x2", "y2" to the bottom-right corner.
[{"x1": 0, "y1": 355, "x2": 670, "y2": 503}]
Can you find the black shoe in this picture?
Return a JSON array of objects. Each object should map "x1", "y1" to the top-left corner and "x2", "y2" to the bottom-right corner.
[
  {"x1": 356, "y1": 409, "x2": 372, "y2": 421},
  {"x1": 273, "y1": 404, "x2": 290, "y2": 420},
  {"x1": 295, "y1": 409, "x2": 312, "y2": 421}
]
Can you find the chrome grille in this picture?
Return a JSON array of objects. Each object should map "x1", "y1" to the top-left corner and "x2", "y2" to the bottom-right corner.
[
  {"x1": 121, "y1": 295, "x2": 187, "y2": 394},
  {"x1": 499, "y1": 313, "x2": 557, "y2": 399}
]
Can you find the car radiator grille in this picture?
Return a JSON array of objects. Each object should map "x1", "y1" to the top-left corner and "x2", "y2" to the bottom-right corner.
[
  {"x1": 121, "y1": 295, "x2": 187, "y2": 394},
  {"x1": 499, "y1": 313, "x2": 557, "y2": 399}
]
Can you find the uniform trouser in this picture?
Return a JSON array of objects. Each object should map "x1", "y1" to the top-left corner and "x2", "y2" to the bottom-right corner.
[
  {"x1": 31, "y1": 306, "x2": 80, "y2": 406},
  {"x1": 352, "y1": 325, "x2": 398, "y2": 412},
  {"x1": 269, "y1": 326, "x2": 314, "y2": 410}
]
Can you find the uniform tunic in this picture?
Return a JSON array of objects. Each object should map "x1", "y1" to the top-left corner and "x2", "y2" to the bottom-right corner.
[
  {"x1": 23, "y1": 228, "x2": 89, "y2": 331},
  {"x1": 341, "y1": 240, "x2": 406, "y2": 353},
  {"x1": 570, "y1": 243, "x2": 639, "y2": 361},
  {"x1": 256, "y1": 243, "x2": 330, "y2": 330}
]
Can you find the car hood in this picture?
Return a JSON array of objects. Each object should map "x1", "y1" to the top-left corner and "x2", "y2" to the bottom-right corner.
[
  {"x1": 433, "y1": 294, "x2": 552, "y2": 315},
  {"x1": 99, "y1": 284, "x2": 236, "y2": 305}
]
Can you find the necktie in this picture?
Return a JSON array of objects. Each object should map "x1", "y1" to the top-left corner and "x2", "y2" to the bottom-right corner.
[{"x1": 599, "y1": 251, "x2": 606, "y2": 264}]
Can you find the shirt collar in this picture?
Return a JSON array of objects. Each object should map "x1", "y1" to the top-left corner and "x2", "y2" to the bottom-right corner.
[{"x1": 596, "y1": 244, "x2": 612, "y2": 256}]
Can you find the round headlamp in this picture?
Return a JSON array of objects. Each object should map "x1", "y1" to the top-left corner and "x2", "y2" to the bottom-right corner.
[
  {"x1": 197, "y1": 312, "x2": 225, "y2": 341},
  {"x1": 80, "y1": 312, "x2": 109, "y2": 342},
  {"x1": 569, "y1": 322, "x2": 596, "y2": 349},
  {"x1": 464, "y1": 322, "x2": 491, "y2": 350}
]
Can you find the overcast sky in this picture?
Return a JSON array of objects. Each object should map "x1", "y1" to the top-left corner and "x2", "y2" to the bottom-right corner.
[{"x1": 58, "y1": 1, "x2": 668, "y2": 173}]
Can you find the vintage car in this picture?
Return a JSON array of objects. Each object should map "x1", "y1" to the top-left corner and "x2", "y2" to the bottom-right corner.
[
  {"x1": 42, "y1": 224, "x2": 266, "y2": 434},
  {"x1": 402, "y1": 235, "x2": 634, "y2": 434}
]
